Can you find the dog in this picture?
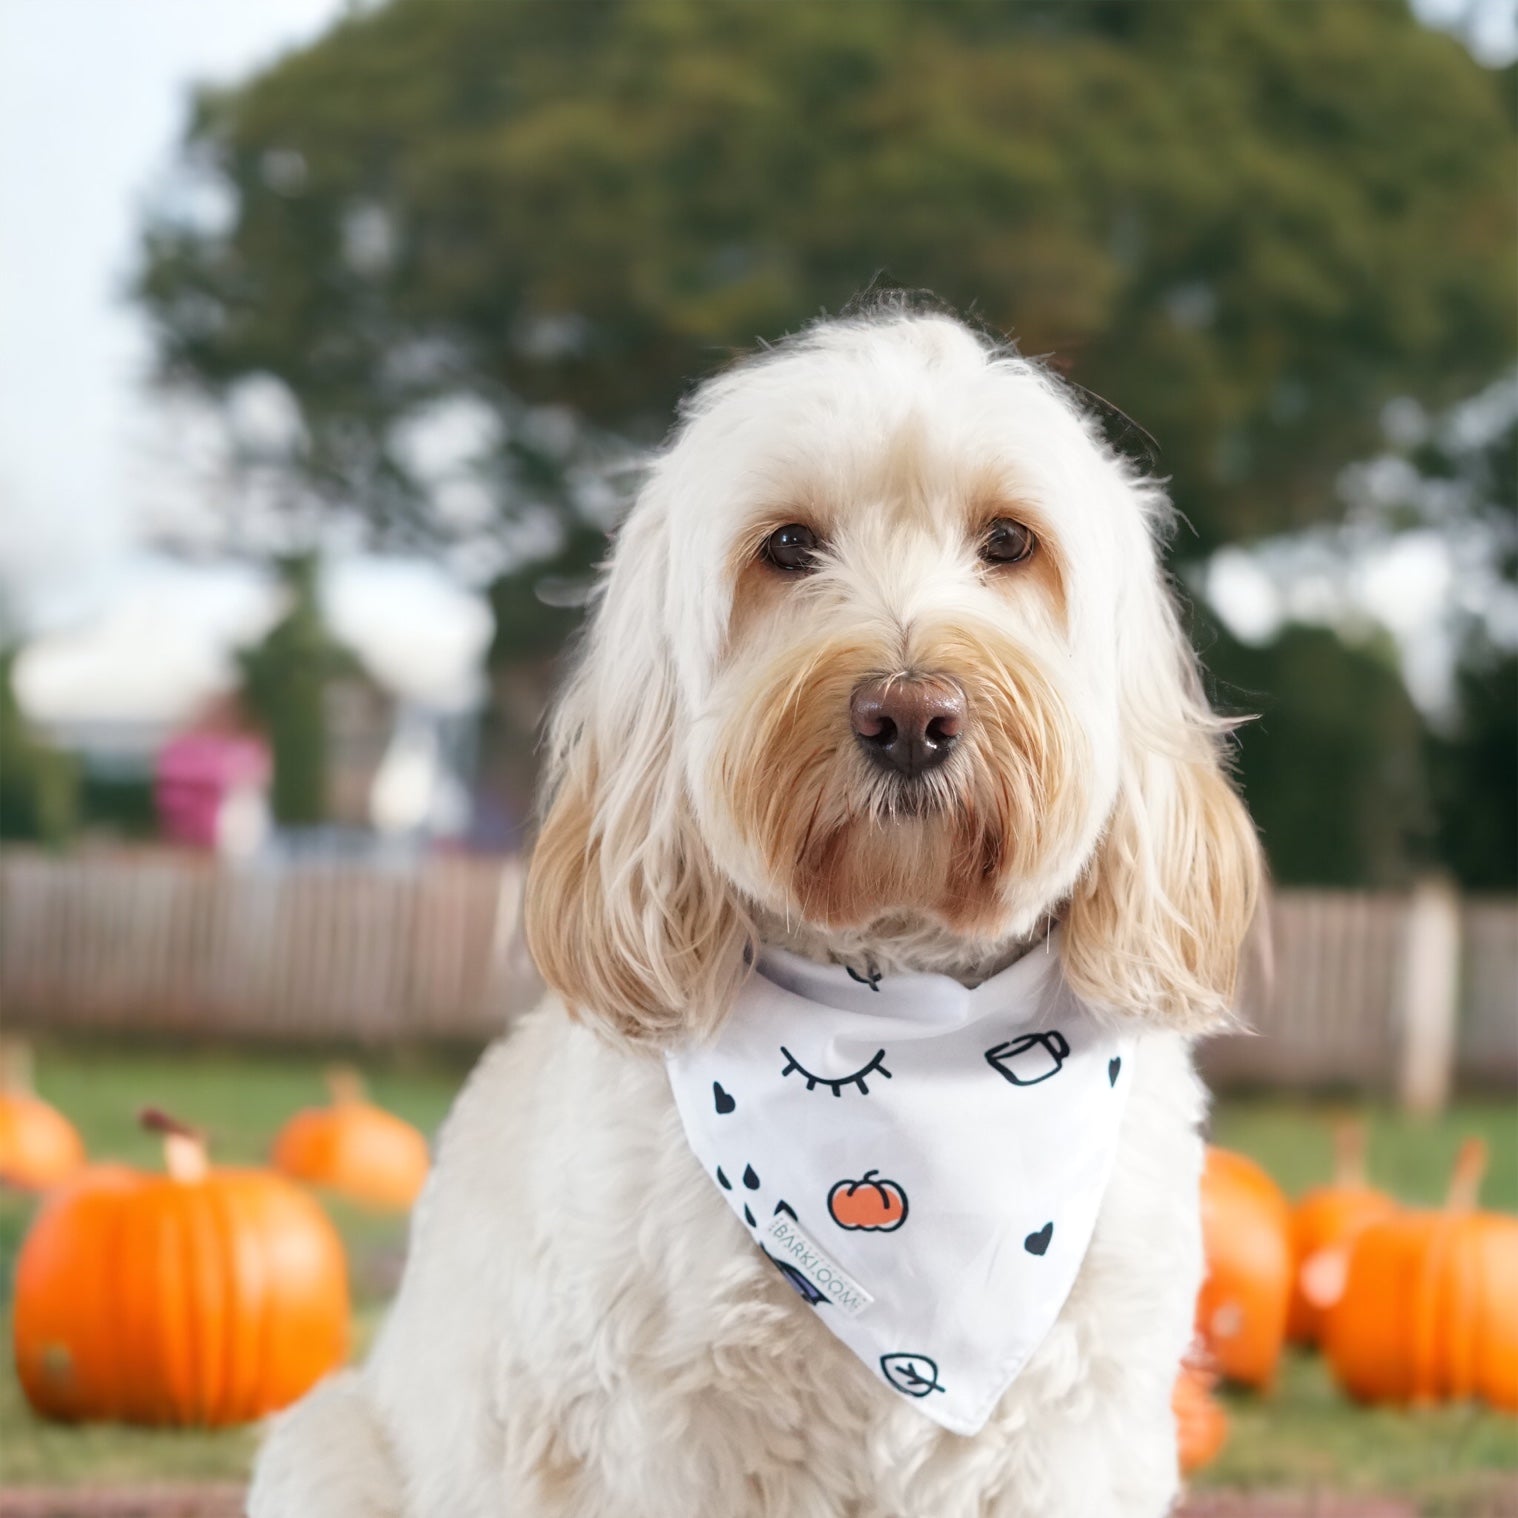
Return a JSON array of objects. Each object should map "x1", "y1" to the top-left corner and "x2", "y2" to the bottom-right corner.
[{"x1": 249, "y1": 304, "x2": 1261, "y2": 1518}]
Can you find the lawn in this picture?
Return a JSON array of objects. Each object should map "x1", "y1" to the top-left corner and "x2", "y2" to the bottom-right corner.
[{"x1": 1, "y1": 1043, "x2": 1514, "y2": 1512}]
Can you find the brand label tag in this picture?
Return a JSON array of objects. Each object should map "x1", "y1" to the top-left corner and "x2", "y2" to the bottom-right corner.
[{"x1": 762, "y1": 1214, "x2": 874, "y2": 1318}]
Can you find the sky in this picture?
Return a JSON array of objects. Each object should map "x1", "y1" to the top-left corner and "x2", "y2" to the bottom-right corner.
[
  {"x1": 0, "y1": 0, "x2": 1513, "y2": 717},
  {"x1": 0, "y1": 0, "x2": 352, "y2": 630}
]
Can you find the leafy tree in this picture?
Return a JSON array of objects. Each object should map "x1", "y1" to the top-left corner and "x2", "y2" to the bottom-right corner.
[
  {"x1": 236, "y1": 554, "x2": 353, "y2": 825},
  {"x1": 138, "y1": 0, "x2": 1514, "y2": 561},
  {"x1": 1428, "y1": 642, "x2": 1517, "y2": 891},
  {"x1": 1201, "y1": 619, "x2": 1435, "y2": 889},
  {"x1": 0, "y1": 650, "x2": 78, "y2": 846},
  {"x1": 138, "y1": 0, "x2": 1516, "y2": 887}
]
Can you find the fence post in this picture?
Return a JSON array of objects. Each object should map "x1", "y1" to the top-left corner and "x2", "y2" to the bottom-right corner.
[{"x1": 1397, "y1": 875, "x2": 1462, "y2": 1116}]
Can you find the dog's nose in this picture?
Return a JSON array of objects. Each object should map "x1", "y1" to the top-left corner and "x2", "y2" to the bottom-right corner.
[{"x1": 850, "y1": 677, "x2": 965, "y2": 778}]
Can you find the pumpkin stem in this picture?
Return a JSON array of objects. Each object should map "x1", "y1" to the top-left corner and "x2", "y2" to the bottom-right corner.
[
  {"x1": 0, "y1": 1037, "x2": 34, "y2": 1096},
  {"x1": 1330, "y1": 1117, "x2": 1369, "y2": 1189},
  {"x1": 1445, "y1": 1138, "x2": 1487, "y2": 1213},
  {"x1": 140, "y1": 1107, "x2": 210, "y2": 1184},
  {"x1": 325, "y1": 1065, "x2": 367, "y2": 1106}
]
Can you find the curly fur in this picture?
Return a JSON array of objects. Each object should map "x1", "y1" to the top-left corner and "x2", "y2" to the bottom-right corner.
[{"x1": 251, "y1": 307, "x2": 1261, "y2": 1518}]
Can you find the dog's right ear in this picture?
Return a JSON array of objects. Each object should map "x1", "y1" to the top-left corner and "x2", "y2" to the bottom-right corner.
[{"x1": 524, "y1": 497, "x2": 750, "y2": 1051}]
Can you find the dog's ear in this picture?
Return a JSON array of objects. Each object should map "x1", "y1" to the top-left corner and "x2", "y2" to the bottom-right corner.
[
  {"x1": 1062, "y1": 496, "x2": 1263, "y2": 1031},
  {"x1": 524, "y1": 496, "x2": 750, "y2": 1051}
]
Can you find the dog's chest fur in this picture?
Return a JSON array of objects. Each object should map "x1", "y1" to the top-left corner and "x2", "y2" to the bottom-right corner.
[{"x1": 360, "y1": 1006, "x2": 1206, "y2": 1518}]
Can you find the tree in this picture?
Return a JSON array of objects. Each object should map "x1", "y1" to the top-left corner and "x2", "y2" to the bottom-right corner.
[
  {"x1": 0, "y1": 650, "x2": 78, "y2": 847},
  {"x1": 1200, "y1": 620, "x2": 1434, "y2": 889},
  {"x1": 138, "y1": 0, "x2": 1514, "y2": 561},
  {"x1": 138, "y1": 0, "x2": 1516, "y2": 888},
  {"x1": 236, "y1": 555, "x2": 353, "y2": 826},
  {"x1": 1428, "y1": 642, "x2": 1518, "y2": 891}
]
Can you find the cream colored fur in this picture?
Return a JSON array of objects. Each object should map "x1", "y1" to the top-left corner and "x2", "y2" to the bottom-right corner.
[{"x1": 250, "y1": 307, "x2": 1260, "y2": 1518}]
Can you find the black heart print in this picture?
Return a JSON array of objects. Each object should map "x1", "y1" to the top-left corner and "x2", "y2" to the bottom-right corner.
[
  {"x1": 714, "y1": 1081, "x2": 736, "y2": 1115},
  {"x1": 1108, "y1": 1057, "x2": 1121, "y2": 1086},
  {"x1": 1024, "y1": 1221, "x2": 1053, "y2": 1256}
]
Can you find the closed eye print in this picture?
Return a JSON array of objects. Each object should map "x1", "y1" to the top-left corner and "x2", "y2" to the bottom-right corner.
[{"x1": 778, "y1": 1046, "x2": 892, "y2": 1097}]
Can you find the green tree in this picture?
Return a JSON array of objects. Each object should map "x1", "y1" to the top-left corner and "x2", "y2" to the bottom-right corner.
[
  {"x1": 236, "y1": 555, "x2": 353, "y2": 825},
  {"x1": 138, "y1": 0, "x2": 1514, "y2": 560},
  {"x1": 0, "y1": 650, "x2": 78, "y2": 847},
  {"x1": 1428, "y1": 643, "x2": 1518, "y2": 893},
  {"x1": 1201, "y1": 620, "x2": 1434, "y2": 889}
]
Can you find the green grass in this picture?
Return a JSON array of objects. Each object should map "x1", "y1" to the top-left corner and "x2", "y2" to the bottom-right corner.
[
  {"x1": 1210, "y1": 1097, "x2": 1518, "y2": 1213},
  {"x1": 1, "y1": 1045, "x2": 1515, "y2": 1510},
  {"x1": 1205, "y1": 1350, "x2": 1518, "y2": 1515}
]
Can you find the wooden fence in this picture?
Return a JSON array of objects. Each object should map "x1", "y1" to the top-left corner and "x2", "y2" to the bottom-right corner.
[
  {"x1": 0, "y1": 848, "x2": 527, "y2": 1043},
  {"x1": 1, "y1": 849, "x2": 1514, "y2": 1097},
  {"x1": 1202, "y1": 882, "x2": 1518, "y2": 1101}
]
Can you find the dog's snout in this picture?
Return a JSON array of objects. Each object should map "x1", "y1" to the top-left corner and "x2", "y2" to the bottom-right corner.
[{"x1": 850, "y1": 677, "x2": 965, "y2": 779}]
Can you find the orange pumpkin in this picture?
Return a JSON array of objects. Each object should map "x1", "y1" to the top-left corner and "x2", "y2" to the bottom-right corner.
[
  {"x1": 1173, "y1": 1355, "x2": 1228, "y2": 1474},
  {"x1": 13, "y1": 1110, "x2": 348, "y2": 1426},
  {"x1": 0, "y1": 1041, "x2": 86, "y2": 1191},
  {"x1": 272, "y1": 1067, "x2": 430, "y2": 1210},
  {"x1": 1324, "y1": 1139, "x2": 1518, "y2": 1410},
  {"x1": 1195, "y1": 1145, "x2": 1292, "y2": 1389},
  {"x1": 1287, "y1": 1118, "x2": 1397, "y2": 1346},
  {"x1": 827, "y1": 1170, "x2": 909, "y2": 1232}
]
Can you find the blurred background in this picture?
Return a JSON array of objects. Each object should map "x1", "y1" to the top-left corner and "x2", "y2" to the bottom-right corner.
[{"x1": 0, "y1": 1, "x2": 1513, "y2": 1513}]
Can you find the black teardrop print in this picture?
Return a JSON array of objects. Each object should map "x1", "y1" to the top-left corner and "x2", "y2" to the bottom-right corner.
[
  {"x1": 744, "y1": 1205, "x2": 756, "y2": 1228},
  {"x1": 716, "y1": 1166, "x2": 731, "y2": 1190},
  {"x1": 714, "y1": 1081, "x2": 737, "y2": 1115},
  {"x1": 1108, "y1": 1057, "x2": 1121, "y2": 1086},
  {"x1": 1024, "y1": 1221, "x2": 1053, "y2": 1256},
  {"x1": 742, "y1": 1163, "x2": 761, "y2": 1190}
]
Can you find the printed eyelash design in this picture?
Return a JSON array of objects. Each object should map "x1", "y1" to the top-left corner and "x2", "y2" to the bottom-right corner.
[{"x1": 778, "y1": 1046, "x2": 892, "y2": 1097}]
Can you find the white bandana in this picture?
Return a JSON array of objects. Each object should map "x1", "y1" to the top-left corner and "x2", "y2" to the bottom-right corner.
[{"x1": 667, "y1": 930, "x2": 1135, "y2": 1436}]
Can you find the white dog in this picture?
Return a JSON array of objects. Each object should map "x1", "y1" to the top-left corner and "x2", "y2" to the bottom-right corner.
[{"x1": 250, "y1": 305, "x2": 1260, "y2": 1518}]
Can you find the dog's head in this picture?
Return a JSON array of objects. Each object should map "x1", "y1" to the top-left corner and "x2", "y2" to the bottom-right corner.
[{"x1": 527, "y1": 312, "x2": 1261, "y2": 1047}]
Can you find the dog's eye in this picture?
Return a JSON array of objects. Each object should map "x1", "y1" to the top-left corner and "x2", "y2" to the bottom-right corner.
[
  {"x1": 761, "y1": 523, "x2": 821, "y2": 573},
  {"x1": 980, "y1": 519, "x2": 1037, "y2": 566}
]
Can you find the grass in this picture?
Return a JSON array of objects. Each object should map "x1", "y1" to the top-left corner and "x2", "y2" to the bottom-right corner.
[
  {"x1": 1, "y1": 1044, "x2": 1514, "y2": 1511},
  {"x1": 1207, "y1": 1350, "x2": 1517, "y2": 1515},
  {"x1": 1209, "y1": 1097, "x2": 1518, "y2": 1213}
]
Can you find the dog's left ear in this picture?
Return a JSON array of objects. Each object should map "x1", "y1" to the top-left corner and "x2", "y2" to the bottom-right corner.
[
  {"x1": 1062, "y1": 489, "x2": 1264, "y2": 1032},
  {"x1": 523, "y1": 490, "x2": 751, "y2": 1052}
]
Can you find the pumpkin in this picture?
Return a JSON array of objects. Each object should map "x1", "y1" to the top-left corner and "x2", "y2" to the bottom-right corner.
[
  {"x1": 0, "y1": 1041, "x2": 86, "y2": 1191},
  {"x1": 272, "y1": 1066, "x2": 430, "y2": 1210},
  {"x1": 1323, "y1": 1139, "x2": 1518, "y2": 1410},
  {"x1": 1195, "y1": 1145, "x2": 1292, "y2": 1389},
  {"x1": 1173, "y1": 1356, "x2": 1228, "y2": 1474},
  {"x1": 12, "y1": 1109, "x2": 349, "y2": 1426},
  {"x1": 1287, "y1": 1118, "x2": 1397, "y2": 1346},
  {"x1": 827, "y1": 1170, "x2": 909, "y2": 1232}
]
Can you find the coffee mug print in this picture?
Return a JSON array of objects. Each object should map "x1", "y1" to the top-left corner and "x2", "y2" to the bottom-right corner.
[{"x1": 984, "y1": 1030, "x2": 1070, "y2": 1087}]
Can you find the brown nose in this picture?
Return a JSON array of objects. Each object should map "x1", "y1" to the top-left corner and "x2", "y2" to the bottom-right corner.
[{"x1": 850, "y1": 676, "x2": 965, "y2": 779}]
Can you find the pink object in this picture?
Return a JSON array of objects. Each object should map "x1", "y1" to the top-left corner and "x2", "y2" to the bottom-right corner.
[{"x1": 155, "y1": 732, "x2": 271, "y2": 848}]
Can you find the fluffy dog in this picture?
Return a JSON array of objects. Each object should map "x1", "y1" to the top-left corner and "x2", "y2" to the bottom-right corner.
[{"x1": 250, "y1": 305, "x2": 1260, "y2": 1518}]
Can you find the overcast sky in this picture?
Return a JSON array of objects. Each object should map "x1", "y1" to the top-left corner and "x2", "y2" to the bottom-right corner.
[
  {"x1": 0, "y1": 0, "x2": 1512, "y2": 639},
  {"x1": 0, "y1": 0, "x2": 350, "y2": 630}
]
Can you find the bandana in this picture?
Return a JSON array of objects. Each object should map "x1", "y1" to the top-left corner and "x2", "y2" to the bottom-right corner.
[{"x1": 666, "y1": 930, "x2": 1135, "y2": 1436}]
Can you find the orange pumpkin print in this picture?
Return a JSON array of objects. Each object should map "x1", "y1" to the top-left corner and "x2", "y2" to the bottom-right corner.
[{"x1": 828, "y1": 1170, "x2": 908, "y2": 1232}]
